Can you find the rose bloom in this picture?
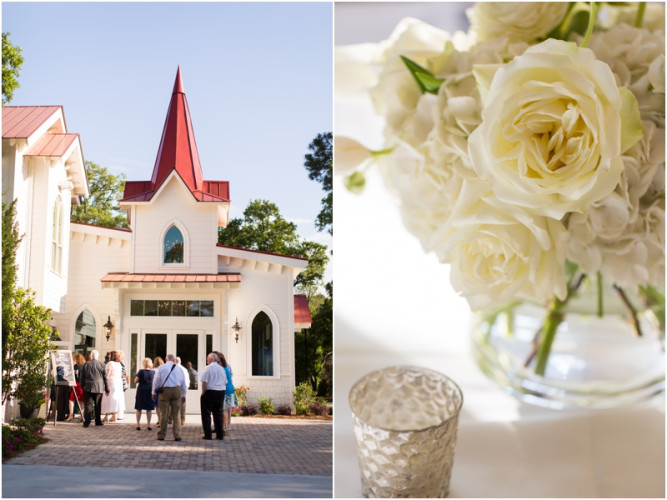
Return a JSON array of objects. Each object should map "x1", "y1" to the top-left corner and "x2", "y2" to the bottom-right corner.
[
  {"x1": 375, "y1": 35, "x2": 528, "y2": 256},
  {"x1": 441, "y1": 180, "x2": 568, "y2": 310},
  {"x1": 468, "y1": 39, "x2": 635, "y2": 219},
  {"x1": 467, "y1": 2, "x2": 569, "y2": 42}
]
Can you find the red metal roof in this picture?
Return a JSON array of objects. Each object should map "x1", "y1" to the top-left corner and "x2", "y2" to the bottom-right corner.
[
  {"x1": 24, "y1": 133, "x2": 79, "y2": 157},
  {"x1": 294, "y1": 295, "x2": 312, "y2": 325},
  {"x1": 101, "y1": 272, "x2": 242, "y2": 283},
  {"x1": 150, "y1": 66, "x2": 203, "y2": 192},
  {"x1": 121, "y1": 68, "x2": 229, "y2": 204},
  {"x1": 3, "y1": 106, "x2": 62, "y2": 139}
]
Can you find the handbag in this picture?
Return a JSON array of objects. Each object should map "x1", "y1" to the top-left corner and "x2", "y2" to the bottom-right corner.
[{"x1": 157, "y1": 364, "x2": 176, "y2": 394}]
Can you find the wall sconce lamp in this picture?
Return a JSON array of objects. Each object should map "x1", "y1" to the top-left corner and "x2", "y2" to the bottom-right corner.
[
  {"x1": 232, "y1": 317, "x2": 242, "y2": 343},
  {"x1": 104, "y1": 316, "x2": 114, "y2": 342}
]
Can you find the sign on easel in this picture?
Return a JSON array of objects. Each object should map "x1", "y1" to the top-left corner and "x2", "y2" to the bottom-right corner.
[
  {"x1": 51, "y1": 350, "x2": 76, "y2": 386},
  {"x1": 49, "y1": 350, "x2": 79, "y2": 425}
]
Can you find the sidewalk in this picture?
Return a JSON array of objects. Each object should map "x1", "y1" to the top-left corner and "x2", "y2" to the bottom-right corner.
[{"x1": 2, "y1": 414, "x2": 332, "y2": 498}]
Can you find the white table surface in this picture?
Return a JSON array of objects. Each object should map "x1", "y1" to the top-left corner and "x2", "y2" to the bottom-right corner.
[{"x1": 333, "y1": 3, "x2": 665, "y2": 498}]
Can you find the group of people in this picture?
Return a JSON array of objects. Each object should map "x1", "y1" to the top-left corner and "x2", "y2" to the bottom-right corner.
[
  {"x1": 77, "y1": 349, "x2": 236, "y2": 442},
  {"x1": 51, "y1": 350, "x2": 128, "y2": 423}
]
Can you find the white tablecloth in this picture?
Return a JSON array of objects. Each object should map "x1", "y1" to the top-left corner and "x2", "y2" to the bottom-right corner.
[{"x1": 333, "y1": 4, "x2": 665, "y2": 497}]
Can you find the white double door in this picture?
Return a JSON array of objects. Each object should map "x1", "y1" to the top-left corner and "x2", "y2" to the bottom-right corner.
[{"x1": 135, "y1": 329, "x2": 210, "y2": 414}]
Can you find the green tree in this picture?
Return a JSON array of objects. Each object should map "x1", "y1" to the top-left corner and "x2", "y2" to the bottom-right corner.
[
  {"x1": 1, "y1": 200, "x2": 54, "y2": 408},
  {"x1": 218, "y1": 199, "x2": 329, "y2": 294},
  {"x1": 2, "y1": 200, "x2": 21, "y2": 353},
  {"x1": 304, "y1": 132, "x2": 332, "y2": 235},
  {"x1": 294, "y1": 240, "x2": 328, "y2": 301},
  {"x1": 295, "y1": 282, "x2": 333, "y2": 397},
  {"x1": 219, "y1": 199, "x2": 299, "y2": 254},
  {"x1": 2, "y1": 32, "x2": 24, "y2": 106},
  {"x1": 71, "y1": 161, "x2": 128, "y2": 228}
]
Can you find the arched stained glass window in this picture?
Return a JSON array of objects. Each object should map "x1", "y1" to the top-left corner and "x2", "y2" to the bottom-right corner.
[
  {"x1": 252, "y1": 312, "x2": 273, "y2": 376},
  {"x1": 163, "y1": 225, "x2": 184, "y2": 264}
]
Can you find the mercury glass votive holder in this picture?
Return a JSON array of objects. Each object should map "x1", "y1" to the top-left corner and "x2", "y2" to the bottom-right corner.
[{"x1": 349, "y1": 365, "x2": 464, "y2": 498}]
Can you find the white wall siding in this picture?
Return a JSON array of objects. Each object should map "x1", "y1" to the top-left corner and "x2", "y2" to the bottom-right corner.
[
  {"x1": 50, "y1": 227, "x2": 131, "y2": 353},
  {"x1": 131, "y1": 177, "x2": 218, "y2": 274}
]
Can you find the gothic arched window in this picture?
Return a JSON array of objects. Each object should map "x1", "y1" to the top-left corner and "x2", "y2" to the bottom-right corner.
[
  {"x1": 163, "y1": 225, "x2": 184, "y2": 264},
  {"x1": 252, "y1": 312, "x2": 273, "y2": 376}
]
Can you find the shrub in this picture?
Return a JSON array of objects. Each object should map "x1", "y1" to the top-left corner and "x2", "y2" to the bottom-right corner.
[
  {"x1": 294, "y1": 382, "x2": 317, "y2": 415},
  {"x1": 308, "y1": 402, "x2": 330, "y2": 416},
  {"x1": 258, "y1": 397, "x2": 275, "y2": 415},
  {"x1": 240, "y1": 404, "x2": 257, "y2": 416},
  {"x1": 231, "y1": 407, "x2": 241, "y2": 417},
  {"x1": 235, "y1": 385, "x2": 250, "y2": 407},
  {"x1": 2, "y1": 417, "x2": 46, "y2": 457},
  {"x1": 276, "y1": 404, "x2": 292, "y2": 415}
]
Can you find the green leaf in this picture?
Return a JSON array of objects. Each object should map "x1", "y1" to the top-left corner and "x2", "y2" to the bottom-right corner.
[
  {"x1": 619, "y1": 87, "x2": 644, "y2": 153},
  {"x1": 400, "y1": 55, "x2": 444, "y2": 95}
]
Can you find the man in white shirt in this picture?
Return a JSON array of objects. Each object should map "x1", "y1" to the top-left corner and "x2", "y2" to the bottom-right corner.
[
  {"x1": 200, "y1": 352, "x2": 227, "y2": 440},
  {"x1": 169, "y1": 357, "x2": 189, "y2": 427},
  {"x1": 152, "y1": 353, "x2": 188, "y2": 441}
]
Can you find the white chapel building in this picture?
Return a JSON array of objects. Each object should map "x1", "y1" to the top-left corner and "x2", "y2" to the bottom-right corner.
[{"x1": 2, "y1": 68, "x2": 312, "y2": 415}]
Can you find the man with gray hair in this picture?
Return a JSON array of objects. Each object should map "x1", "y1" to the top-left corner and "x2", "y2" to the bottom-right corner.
[
  {"x1": 80, "y1": 350, "x2": 108, "y2": 427},
  {"x1": 200, "y1": 352, "x2": 227, "y2": 440},
  {"x1": 169, "y1": 357, "x2": 189, "y2": 426},
  {"x1": 152, "y1": 353, "x2": 188, "y2": 441}
]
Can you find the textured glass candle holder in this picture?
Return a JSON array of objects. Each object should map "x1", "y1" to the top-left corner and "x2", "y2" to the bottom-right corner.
[{"x1": 349, "y1": 366, "x2": 464, "y2": 498}]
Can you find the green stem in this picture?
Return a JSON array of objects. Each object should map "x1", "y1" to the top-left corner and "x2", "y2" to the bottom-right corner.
[
  {"x1": 370, "y1": 147, "x2": 395, "y2": 157},
  {"x1": 614, "y1": 285, "x2": 643, "y2": 337},
  {"x1": 635, "y1": 2, "x2": 646, "y2": 28},
  {"x1": 535, "y1": 300, "x2": 564, "y2": 376},
  {"x1": 532, "y1": 274, "x2": 586, "y2": 376},
  {"x1": 580, "y1": 2, "x2": 598, "y2": 48}
]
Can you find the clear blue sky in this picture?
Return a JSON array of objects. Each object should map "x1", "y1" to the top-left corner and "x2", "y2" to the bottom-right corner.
[{"x1": 3, "y1": 2, "x2": 332, "y2": 254}]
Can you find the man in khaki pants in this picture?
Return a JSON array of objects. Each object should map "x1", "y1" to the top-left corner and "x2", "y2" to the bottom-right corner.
[{"x1": 152, "y1": 354, "x2": 188, "y2": 441}]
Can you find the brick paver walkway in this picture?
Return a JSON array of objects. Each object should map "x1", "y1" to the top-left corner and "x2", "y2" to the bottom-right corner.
[{"x1": 5, "y1": 415, "x2": 332, "y2": 477}]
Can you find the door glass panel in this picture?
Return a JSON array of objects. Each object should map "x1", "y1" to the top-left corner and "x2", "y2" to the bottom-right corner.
[
  {"x1": 130, "y1": 333, "x2": 138, "y2": 389},
  {"x1": 145, "y1": 333, "x2": 167, "y2": 364},
  {"x1": 177, "y1": 334, "x2": 199, "y2": 372}
]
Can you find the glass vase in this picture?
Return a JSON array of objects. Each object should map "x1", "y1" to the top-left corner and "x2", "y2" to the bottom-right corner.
[{"x1": 471, "y1": 285, "x2": 665, "y2": 409}]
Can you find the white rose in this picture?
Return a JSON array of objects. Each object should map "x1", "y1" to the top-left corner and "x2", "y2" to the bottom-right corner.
[
  {"x1": 376, "y1": 36, "x2": 529, "y2": 257},
  {"x1": 468, "y1": 39, "x2": 638, "y2": 219},
  {"x1": 467, "y1": 2, "x2": 569, "y2": 42},
  {"x1": 441, "y1": 181, "x2": 568, "y2": 310}
]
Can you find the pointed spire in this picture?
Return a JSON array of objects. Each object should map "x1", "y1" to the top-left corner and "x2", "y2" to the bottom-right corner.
[
  {"x1": 173, "y1": 66, "x2": 185, "y2": 94},
  {"x1": 150, "y1": 67, "x2": 203, "y2": 193}
]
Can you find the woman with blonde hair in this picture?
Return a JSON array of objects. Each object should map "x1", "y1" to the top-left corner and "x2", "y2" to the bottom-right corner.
[{"x1": 134, "y1": 357, "x2": 155, "y2": 430}]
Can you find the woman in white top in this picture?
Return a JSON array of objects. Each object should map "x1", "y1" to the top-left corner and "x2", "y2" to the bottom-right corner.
[{"x1": 101, "y1": 351, "x2": 124, "y2": 422}]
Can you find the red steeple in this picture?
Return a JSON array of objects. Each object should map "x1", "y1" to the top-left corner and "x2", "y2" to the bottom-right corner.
[
  {"x1": 120, "y1": 67, "x2": 230, "y2": 224},
  {"x1": 150, "y1": 66, "x2": 203, "y2": 193}
]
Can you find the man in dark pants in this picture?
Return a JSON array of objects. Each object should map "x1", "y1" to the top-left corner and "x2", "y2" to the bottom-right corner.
[
  {"x1": 79, "y1": 350, "x2": 108, "y2": 427},
  {"x1": 200, "y1": 352, "x2": 227, "y2": 440}
]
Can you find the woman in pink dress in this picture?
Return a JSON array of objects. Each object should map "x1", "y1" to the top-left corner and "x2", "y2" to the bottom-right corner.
[{"x1": 101, "y1": 351, "x2": 124, "y2": 422}]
